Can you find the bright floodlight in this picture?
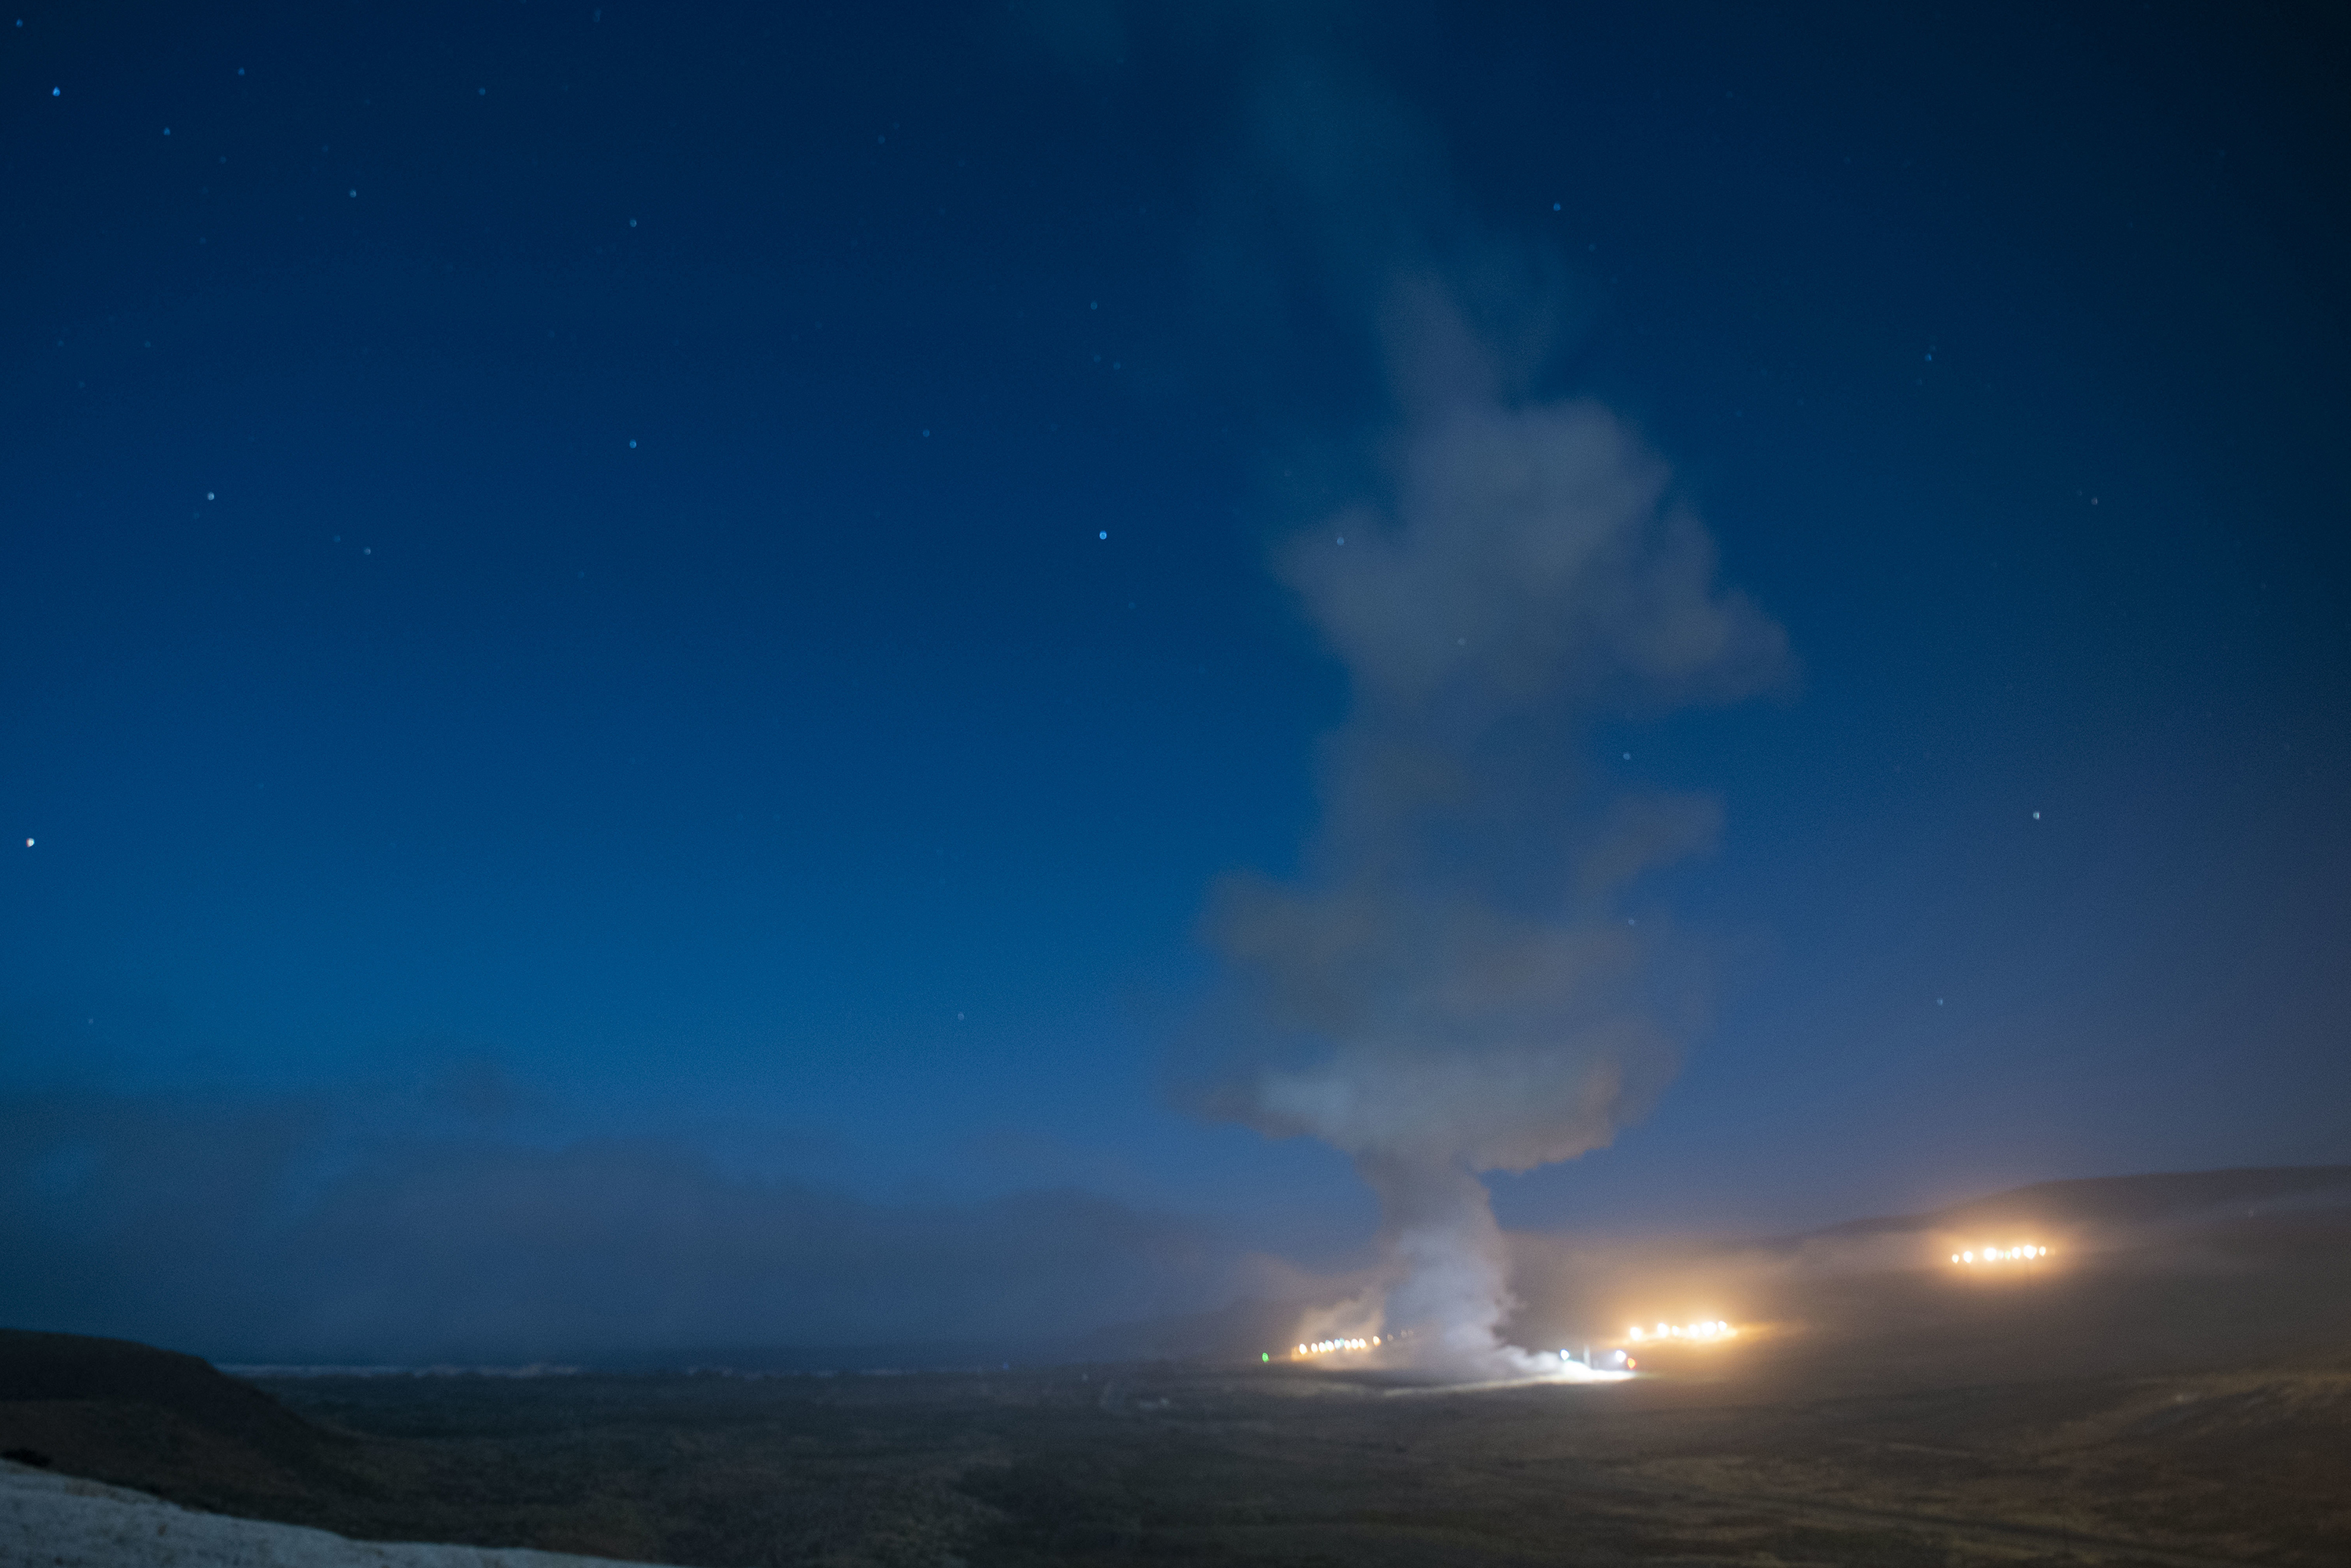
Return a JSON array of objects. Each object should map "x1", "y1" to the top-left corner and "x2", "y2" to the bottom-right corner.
[
  {"x1": 1623, "y1": 1319, "x2": 1738, "y2": 1347},
  {"x1": 1952, "y1": 1242, "x2": 2049, "y2": 1267}
]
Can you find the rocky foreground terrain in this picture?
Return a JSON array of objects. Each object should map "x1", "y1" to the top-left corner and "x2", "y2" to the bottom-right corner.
[{"x1": 1, "y1": 1458, "x2": 673, "y2": 1568}]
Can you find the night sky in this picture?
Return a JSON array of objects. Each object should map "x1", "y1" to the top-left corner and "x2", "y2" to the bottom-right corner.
[{"x1": 4, "y1": 2, "x2": 2346, "y2": 1363}]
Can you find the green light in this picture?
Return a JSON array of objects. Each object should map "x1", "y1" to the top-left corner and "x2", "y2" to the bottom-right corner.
[{"x1": 1260, "y1": 1353, "x2": 1269, "y2": 1363}]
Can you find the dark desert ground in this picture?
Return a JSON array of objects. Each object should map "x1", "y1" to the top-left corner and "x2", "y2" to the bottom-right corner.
[{"x1": 6, "y1": 1166, "x2": 2347, "y2": 1568}]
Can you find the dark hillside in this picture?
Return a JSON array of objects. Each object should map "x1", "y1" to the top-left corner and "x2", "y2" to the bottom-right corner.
[{"x1": 0, "y1": 1328, "x2": 370, "y2": 1521}]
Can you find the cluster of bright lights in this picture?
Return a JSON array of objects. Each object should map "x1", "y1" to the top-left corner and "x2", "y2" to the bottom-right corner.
[
  {"x1": 1625, "y1": 1320, "x2": 1734, "y2": 1342},
  {"x1": 1951, "y1": 1244, "x2": 2049, "y2": 1265},
  {"x1": 1292, "y1": 1335, "x2": 1379, "y2": 1357}
]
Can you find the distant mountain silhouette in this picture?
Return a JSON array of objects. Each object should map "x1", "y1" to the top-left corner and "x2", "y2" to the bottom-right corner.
[{"x1": 1804, "y1": 1165, "x2": 2351, "y2": 1240}]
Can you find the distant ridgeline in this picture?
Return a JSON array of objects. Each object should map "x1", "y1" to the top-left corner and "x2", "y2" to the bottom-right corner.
[{"x1": 1804, "y1": 1165, "x2": 2351, "y2": 1242}]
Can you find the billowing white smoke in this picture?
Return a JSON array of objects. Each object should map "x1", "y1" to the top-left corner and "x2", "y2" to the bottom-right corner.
[{"x1": 1216, "y1": 314, "x2": 1788, "y2": 1378}]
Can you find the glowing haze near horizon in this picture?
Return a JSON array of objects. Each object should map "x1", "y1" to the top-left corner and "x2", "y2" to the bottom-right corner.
[{"x1": 2, "y1": 2, "x2": 2346, "y2": 1366}]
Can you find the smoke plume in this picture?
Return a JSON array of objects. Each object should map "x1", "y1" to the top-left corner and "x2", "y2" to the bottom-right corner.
[{"x1": 1215, "y1": 292, "x2": 1789, "y2": 1378}]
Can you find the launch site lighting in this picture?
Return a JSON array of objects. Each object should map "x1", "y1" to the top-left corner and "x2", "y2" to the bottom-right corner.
[
  {"x1": 1291, "y1": 1334, "x2": 1383, "y2": 1359},
  {"x1": 1626, "y1": 1320, "x2": 1737, "y2": 1342},
  {"x1": 1951, "y1": 1244, "x2": 2050, "y2": 1266}
]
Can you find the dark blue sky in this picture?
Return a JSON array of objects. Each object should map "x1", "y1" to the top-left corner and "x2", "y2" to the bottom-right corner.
[{"x1": 4, "y1": 2, "x2": 2346, "y2": 1361}]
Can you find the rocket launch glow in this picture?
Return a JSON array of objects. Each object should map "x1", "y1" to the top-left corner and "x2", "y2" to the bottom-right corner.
[{"x1": 1213, "y1": 288, "x2": 1790, "y2": 1379}]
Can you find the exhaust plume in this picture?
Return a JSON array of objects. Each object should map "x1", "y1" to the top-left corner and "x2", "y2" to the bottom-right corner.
[{"x1": 1215, "y1": 294, "x2": 1789, "y2": 1378}]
